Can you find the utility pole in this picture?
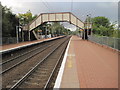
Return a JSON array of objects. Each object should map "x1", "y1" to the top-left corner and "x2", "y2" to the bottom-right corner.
[
  {"x1": 89, "y1": 14, "x2": 92, "y2": 36},
  {"x1": 87, "y1": 15, "x2": 89, "y2": 40},
  {"x1": 16, "y1": 18, "x2": 20, "y2": 43},
  {"x1": 84, "y1": 15, "x2": 89, "y2": 40},
  {"x1": 22, "y1": 18, "x2": 25, "y2": 42},
  {"x1": 16, "y1": 26, "x2": 19, "y2": 43},
  {"x1": 45, "y1": 26, "x2": 47, "y2": 39},
  {"x1": 83, "y1": 24, "x2": 85, "y2": 40},
  {"x1": 28, "y1": 31, "x2": 30, "y2": 41}
]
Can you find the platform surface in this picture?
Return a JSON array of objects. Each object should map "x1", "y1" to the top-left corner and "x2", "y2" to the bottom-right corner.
[
  {"x1": 60, "y1": 36, "x2": 118, "y2": 88},
  {"x1": 1, "y1": 36, "x2": 63, "y2": 52}
]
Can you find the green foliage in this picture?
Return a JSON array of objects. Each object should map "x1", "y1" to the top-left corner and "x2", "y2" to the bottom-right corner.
[
  {"x1": 50, "y1": 22, "x2": 71, "y2": 35},
  {"x1": 92, "y1": 16, "x2": 118, "y2": 38},
  {"x1": 92, "y1": 16, "x2": 110, "y2": 27},
  {"x1": 18, "y1": 10, "x2": 37, "y2": 25},
  {"x1": 36, "y1": 22, "x2": 72, "y2": 36},
  {"x1": 1, "y1": 4, "x2": 37, "y2": 37},
  {"x1": 2, "y1": 4, "x2": 19, "y2": 37},
  {"x1": 113, "y1": 30, "x2": 120, "y2": 38}
]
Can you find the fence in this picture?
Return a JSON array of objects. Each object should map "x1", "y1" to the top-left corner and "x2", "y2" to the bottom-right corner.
[
  {"x1": 88, "y1": 35, "x2": 120, "y2": 51},
  {"x1": 2, "y1": 37, "x2": 17, "y2": 45}
]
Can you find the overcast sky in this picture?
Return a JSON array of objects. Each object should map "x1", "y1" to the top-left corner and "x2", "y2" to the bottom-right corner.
[{"x1": 0, "y1": 0, "x2": 119, "y2": 31}]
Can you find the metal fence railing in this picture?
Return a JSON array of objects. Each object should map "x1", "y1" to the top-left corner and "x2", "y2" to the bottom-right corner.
[
  {"x1": 88, "y1": 35, "x2": 120, "y2": 51},
  {"x1": 2, "y1": 37, "x2": 17, "y2": 45}
]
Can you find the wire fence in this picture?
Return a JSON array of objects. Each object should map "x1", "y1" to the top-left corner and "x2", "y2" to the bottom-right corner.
[
  {"x1": 88, "y1": 35, "x2": 120, "y2": 51},
  {"x1": 2, "y1": 37, "x2": 17, "y2": 45}
]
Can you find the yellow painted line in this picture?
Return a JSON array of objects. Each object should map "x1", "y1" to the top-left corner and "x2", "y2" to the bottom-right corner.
[
  {"x1": 67, "y1": 54, "x2": 75, "y2": 68},
  {"x1": 67, "y1": 56, "x2": 72, "y2": 68}
]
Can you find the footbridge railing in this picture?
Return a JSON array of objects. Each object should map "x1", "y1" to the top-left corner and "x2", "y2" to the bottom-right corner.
[{"x1": 22, "y1": 12, "x2": 84, "y2": 31}]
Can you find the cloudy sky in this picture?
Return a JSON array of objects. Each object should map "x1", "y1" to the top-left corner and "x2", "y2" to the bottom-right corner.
[{"x1": 0, "y1": 0, "x2": 119, "y2": 31}]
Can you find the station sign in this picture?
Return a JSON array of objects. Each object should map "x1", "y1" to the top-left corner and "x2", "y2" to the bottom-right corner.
[
  {"x1": 37, "y1": 30, "x2": 42, "y2": 32},
  {"x1": 80, "y1": 29, "x2": 83, "y2": 31}
]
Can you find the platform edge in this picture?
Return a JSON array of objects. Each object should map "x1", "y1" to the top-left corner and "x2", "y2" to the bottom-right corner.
[
  {"x1": 1, "y1": 36, "x2": 65, "y2": 53},
  {"x1": 53, "y1": 37, "x2": 72, "y2": 89}
]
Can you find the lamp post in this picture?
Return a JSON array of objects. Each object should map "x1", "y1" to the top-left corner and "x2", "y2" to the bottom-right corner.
[
  {"x1": 16, "y1": 18, "x2": 21, "y2": 43},
  {"x1": 87, "y1": 15, "x2": 89, "y2": 40},
  {"x1": 21, "y1": 17, "x2": 25, "y2": 42},
  {"x1": 85, "y1": 14, "x2": 92, "y2": 40},
  {"x1": 18, "y1": 17, "x2": 25, "y2": 42},
  {"x1": 45, "y1": 26, "x2": 47, "y2": 38},
  {"x1": 16, "y1": 26, "x2": 19, "y2": 43},
  {"x1": 84, "y1": 15, "x2": 89, "y2": 40},
  {"x1": 88, "y1": 14, "x2": 92, "y2": 36}
]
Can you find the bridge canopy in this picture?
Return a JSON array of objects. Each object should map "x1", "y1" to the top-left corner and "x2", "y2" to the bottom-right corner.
[{"x1": 23, "y1": 12, "x2": 84, "y2": 31}]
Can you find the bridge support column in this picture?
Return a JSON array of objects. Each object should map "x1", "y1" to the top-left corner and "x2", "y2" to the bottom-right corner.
[
  {"x1": 45, "y1": 27, "x2": 47, "y2": 39},
  {"x1": 83, "y1": 29, "x2": 88, "y2": 40},
  {"x1": 28, "y1": 31, "x2": 31, "y2": 41},
  {"x1": 22, "y1": 30, "x2": 24, "y2": 42}
]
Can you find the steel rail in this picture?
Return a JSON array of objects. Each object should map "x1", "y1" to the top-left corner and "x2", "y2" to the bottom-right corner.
[
  {"x1": 0, "y1": 46, "x2": 47, "y2": 65},
  {"x1": 9, "y1": 37, "x2": 69, "y2": 90},
  {"x1": 1, "y1": 43, "x2": 54, "y2": 74},
  {"x1": 44, "y1": 40, "x2": 68, "y2": 89},
  {"x1": 1, "y1": 36, "x2": 65, "y2": 65},
  {"x1": 1, "y1": 43, "x2": 51, "y2": 66}
]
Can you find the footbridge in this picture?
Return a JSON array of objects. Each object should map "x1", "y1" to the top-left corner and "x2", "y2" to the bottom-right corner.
[
  {"x1": 22, "y1": 12, "x2": 86, "y2": 40},
  {"x1": 23, "y1": 12, "x2": 84, "y2": 31}
]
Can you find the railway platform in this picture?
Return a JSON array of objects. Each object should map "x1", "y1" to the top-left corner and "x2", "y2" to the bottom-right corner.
[
  {"x1": 1, "y1": 36, "x2": 64, "y2": 53},
  {"x1": 54, "y1": 36, "x2": 118, "y2": 88}
]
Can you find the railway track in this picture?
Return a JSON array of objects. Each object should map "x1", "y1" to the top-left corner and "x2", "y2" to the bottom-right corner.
[
  {"x1": 1, "y1": 37, "x2": 65, "y2": 74},
  {"x1": 1, "y1": 42, "x2": 52, "y2": 65},
  {"x1": 2, "y1": 43, "x2": 54, "y2": 74},
  {"x1": 2, "y1": 37, "x2": 64, "y2": 62},
  {"x1": 2, "y1": 36, "x2": 70, "y2": 89},
  {"x1": 10, "y1": 37, "x2": 69, "y2": 89}
]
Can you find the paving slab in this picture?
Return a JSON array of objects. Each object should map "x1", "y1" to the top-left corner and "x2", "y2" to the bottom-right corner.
[
  {"x1": 60, "y1": 36, "x2": 80, "y2": 88},
  {"x1": 1, "y1": 36, "x2": 63, "y2": 51},
  {"x1": 73, "y1": 36, "x2": 118, "y2": 88},
  {"x1": 59, "y1": 36, "x2": 118, "y2": 88}
]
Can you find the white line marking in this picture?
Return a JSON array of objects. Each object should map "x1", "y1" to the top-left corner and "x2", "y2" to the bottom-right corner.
[
  {"x1": 54, "y1": 37, "x2": 72, "y2": 89},
  {"x1": 67, "y1": 54, "x2": 75, "y2": 56},
  {"x1": 1, "y1": 41, "x2": 44, "y2": 53}
]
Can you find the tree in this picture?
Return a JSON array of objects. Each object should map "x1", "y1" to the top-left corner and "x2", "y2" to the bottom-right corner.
[
  {"x1": 2, "y1": 3, "x2": 19, "y2": 37},
  {"x1": 18, "y1": 10, "x2": 37, "y2": 25},
  {"x1": 39, "y1": 22, "x2": 71, "y2": 36},
  {"x1": 92, "y1": 16, "x2": 115, "y2": 37},
  {"x1": 92, "y1": 16, "x2": 110, "y2": 27}
]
